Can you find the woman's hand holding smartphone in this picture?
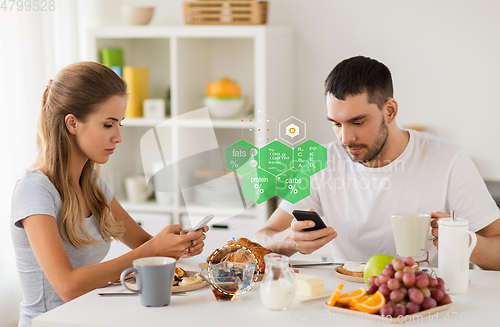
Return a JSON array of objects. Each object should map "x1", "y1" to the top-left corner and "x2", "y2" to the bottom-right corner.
[{"x1": 188, "y1": 215, "x2": 214, "y2": 234}]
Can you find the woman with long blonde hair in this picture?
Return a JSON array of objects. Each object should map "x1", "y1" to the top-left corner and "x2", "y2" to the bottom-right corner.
[{"x1": 11, "y1": 61, "x2": 208, "y2": 327}]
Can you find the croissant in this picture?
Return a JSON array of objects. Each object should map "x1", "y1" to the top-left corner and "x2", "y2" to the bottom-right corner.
[
  {"x1": 173, "y1": 266, "x2": 187, "y2": 286},
  {"x1": 206, "y1": 238, "x2": 272, "y2": 275}
]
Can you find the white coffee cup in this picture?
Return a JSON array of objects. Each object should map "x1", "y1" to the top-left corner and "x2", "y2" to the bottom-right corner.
[
  {"x1": 391, "y1": 213, "x2": 434, "y2": 257},
  {"x1": 125, "y1": 176, "x2": 153, "y2": 203},
  {"x1": 438, "y1": 218, "x2": 477, "y2": 294},
  {"x1": 144, "y1": 98, "x2": 166, "y2": 119}
]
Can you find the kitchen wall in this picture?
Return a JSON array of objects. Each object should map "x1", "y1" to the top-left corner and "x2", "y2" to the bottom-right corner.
[
  {"x1": 123, "y1": 0, "x2": 500, "y2": 180},
  {"x1": 268, "y1": 0, "x2": 500, "y2": 180}
]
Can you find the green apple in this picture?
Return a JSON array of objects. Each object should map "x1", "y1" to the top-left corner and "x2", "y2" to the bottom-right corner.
[{"x1": 364, "y1": 254, "x2": 395, "y2": 286}]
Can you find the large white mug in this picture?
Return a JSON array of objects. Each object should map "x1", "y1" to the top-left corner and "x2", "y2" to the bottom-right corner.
[
  {"x1": 125, "y1": 176, "x2": 153, "y2": 203},
  {"x1": 438, "y1": 218, "x2": 477, "y2": 294},
  {"x1": 391, "y1": 213, "x2": 434, "y2": 257}
]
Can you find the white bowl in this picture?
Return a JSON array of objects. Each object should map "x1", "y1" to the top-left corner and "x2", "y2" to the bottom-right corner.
[
  {"x1": 204, "y1": 97, "x2": 247, "y2": 118},
  {"x1": 122, "y1": 6, "x2": 155, "y2": 25}
]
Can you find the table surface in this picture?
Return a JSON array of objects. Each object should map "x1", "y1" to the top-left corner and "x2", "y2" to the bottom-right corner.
[{"x1": 33, "y1": 258, "x2": 500, "y2": 327}]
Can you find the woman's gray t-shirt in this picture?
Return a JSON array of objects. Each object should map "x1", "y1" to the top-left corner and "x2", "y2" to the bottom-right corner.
[{"x1": 11, "y1": 169, "x2": 113, "y2": 327}]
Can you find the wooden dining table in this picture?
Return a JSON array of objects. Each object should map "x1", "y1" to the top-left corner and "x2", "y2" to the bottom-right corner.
[{"x1": 32, "y1": 257, "x2": 500, "y2": 327}]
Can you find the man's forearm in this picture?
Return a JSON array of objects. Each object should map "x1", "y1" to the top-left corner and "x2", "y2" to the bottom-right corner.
[
  {"x1": 470, "y1": 234, "x2": 500, "y2": 270},
  {"x1": 253, "y1": 228, "x2": 297, "y2": 257}
]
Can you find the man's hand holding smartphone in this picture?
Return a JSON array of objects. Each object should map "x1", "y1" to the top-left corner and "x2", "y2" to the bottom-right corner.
[{"x1": 289, "y1": 209, "x2": 337, "y2": 255}]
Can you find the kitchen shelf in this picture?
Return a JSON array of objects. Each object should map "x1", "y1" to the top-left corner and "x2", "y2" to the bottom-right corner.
[
  {"x1": 122, "y1": 117, "x2": 255, "y2": 129},
  {"x1": 88, "y1": 25, "x2": 292, "y2": 39},
  {"x1": 121, "y1": 200, "x2": 257, "y2": 217},
  {"x1": 121, "y1": 200, "x2": 175, "y2": 213},
  {"x1": 179, "y1": 204, "x2": 257, "y2": 217},
  {"x1": 85, "y1": 25, "x2": 293, "y2": 229}
]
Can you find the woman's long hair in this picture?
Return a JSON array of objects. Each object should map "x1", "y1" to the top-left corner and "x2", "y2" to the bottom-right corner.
[{"x1": 34, "y1": 61, "x2": 126, "y2": 247}]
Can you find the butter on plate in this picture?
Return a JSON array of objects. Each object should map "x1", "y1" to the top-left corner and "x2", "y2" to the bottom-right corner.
[{"x1": 295, "y1": 273, "x2": 325, "y2": 297}]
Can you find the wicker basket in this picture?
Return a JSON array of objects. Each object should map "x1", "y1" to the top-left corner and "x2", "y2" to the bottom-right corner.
[{"x1": 184, "y1": 1, "x2": 268, "y2": 25}]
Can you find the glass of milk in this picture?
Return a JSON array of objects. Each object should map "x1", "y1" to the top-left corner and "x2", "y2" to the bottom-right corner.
[{"x1": 259, "y1": 254, "x2": 296, "y2": 310}]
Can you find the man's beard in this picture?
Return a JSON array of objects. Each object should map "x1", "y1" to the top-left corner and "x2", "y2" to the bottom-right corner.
[{"x1": 343, "y1": 118, "x2": 389, "y2": 164}]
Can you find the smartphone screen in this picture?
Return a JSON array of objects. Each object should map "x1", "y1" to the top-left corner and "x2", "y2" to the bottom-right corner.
[
  {"x1": 188, "y1": 215, "x2": 214, "y2": 233},
  {"x1": 292, "y1": 210, "x2": 327, "y2": 231}
]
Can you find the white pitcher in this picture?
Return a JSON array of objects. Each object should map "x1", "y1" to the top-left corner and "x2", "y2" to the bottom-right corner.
[
  {"x1": 259, "y1": 254, "x2": 296, "y2": 311},
  {"x1": 438, "y1": 217, "x2": 477, "y2": 294}
]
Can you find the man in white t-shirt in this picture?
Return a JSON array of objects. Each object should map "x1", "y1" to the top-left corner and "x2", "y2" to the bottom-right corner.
[{"x1": 253, "y1": 56, "x2": 500, "y2": 269}]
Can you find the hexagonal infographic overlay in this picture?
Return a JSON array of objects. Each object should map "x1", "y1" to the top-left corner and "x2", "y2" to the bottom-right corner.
[
  {"x1": 260, "y1": 140, "x2": 293, "y2": 174},
  {"x1": 226, "y1": 140, "x2": 327, "y2": 204},
  {"x1": 293, "y1": 140, "x2": 328, "y2": 176},
  {"x1": 279, "y1": 116, "x2": 306, "y2": 146},
  {"x1": 277, "y1": 168, "x2": 311, "y2": 204},
  {"x1": 225, "y1": 140, "x2": 259, "y2": 176},
  {"x1": 242, "y1": 168, "x2": 277, "y2": 204}
]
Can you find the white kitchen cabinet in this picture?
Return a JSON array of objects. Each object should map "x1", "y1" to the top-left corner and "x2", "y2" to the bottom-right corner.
[{"x1": 85, "y1": 26, "x2": 293, "y2": 230}]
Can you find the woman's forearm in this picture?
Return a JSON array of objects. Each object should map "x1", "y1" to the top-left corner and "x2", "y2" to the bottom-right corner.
[{"x1": 59, "y1": 239, "x2": 156, "y2": 302}]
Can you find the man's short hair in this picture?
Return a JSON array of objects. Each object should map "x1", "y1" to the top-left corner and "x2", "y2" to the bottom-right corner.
[{"x1": 324, "y1": 56, "x2": 393, "y2": 109}]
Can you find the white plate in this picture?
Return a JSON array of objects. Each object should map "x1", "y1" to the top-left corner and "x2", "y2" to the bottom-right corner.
[
  {"x1": 334, "y1": 266, "x2": 365, "y2": 283},
  {"x1": 295, "y1": 289, "x2": 333, "y2": 303}
]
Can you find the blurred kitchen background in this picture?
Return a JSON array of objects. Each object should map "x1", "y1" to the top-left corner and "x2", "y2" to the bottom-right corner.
[{"x1": 2, "y1": 0, "x2": 500, "y2": 325}]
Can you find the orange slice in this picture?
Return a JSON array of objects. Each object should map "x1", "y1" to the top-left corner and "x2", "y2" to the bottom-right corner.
[
  {"x1": 337, "y1": 287, "x2": 367, "y2": 305},
  {"x1": 348, "y1": 294, "x2": 370, "y2": 309},
  {"x1": 325, "y1": 282, "x2": 344, "y2": 306},
  {"x1": 353, "y1": 290, "x2": 386, "y2": 314}
]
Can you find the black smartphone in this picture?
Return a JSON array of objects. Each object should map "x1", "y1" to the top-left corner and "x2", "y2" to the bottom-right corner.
[{"x1": 292, "y1": 210, "x2": 327, "y2": 231}]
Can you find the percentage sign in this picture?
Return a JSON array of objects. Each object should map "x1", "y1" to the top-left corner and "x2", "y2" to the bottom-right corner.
[
  {"x1": 230, "y1": 160, "x2": 239, "y2": 168},
  {"x1": 288, "y1": 184, "x2": 298, "y2": 194},
  {"x1": 254, "y1": 183, "x2": 264, "y2": 194}
]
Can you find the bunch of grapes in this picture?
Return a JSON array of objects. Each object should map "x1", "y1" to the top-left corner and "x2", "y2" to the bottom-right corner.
[{"x1": 367, "y1": 257, "x2": 452, "y2": 317}]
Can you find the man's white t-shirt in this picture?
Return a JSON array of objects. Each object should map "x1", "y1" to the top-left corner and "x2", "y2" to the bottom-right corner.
[{"x1": 279, "y1": 129, "x2": 500, "y2": 265}]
